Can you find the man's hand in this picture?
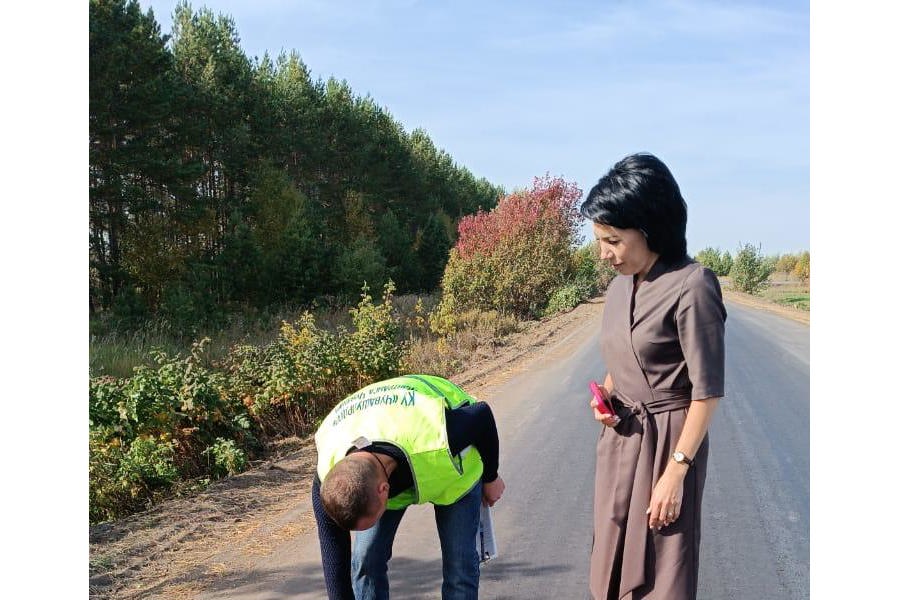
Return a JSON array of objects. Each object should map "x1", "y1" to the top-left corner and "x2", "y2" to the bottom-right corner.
[{"x1": 482, "y1": 476, "x2": 505, "y2": 507}]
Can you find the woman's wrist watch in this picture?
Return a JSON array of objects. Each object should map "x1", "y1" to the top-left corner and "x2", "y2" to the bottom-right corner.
[{"x1": 672, "y1": 451, "x2": 694, "y2": 467}]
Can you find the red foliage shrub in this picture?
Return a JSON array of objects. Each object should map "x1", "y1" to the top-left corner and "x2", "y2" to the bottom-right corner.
[
  {"x1": 454, "y1": 175, "x2": 582, "y2": 260},
  {"x1": 437, "y1": 175, "x2": 583, "y2": 319}
]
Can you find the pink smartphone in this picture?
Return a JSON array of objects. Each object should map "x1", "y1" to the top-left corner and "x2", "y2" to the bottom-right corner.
[{"x1": 589, "y1": 381, "x2": 615, "y2": 416}]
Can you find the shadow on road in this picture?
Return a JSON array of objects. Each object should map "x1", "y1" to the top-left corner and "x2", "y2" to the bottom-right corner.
[{"x1": 192, "y1": 555, "x2": 577, "y2": 599}]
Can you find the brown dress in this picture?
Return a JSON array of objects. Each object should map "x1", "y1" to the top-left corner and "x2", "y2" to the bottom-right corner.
[{"x1": 590, "y1": 258, "x2": 726, "y2": 600}]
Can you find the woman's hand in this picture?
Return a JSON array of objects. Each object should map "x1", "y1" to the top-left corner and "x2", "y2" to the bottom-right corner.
[
  {"x1": 646, "y1": 465, "x2": 686, "y2": 530},
  {"x1": 589, "y1": 392, "x2": 620, "y2": 427}
]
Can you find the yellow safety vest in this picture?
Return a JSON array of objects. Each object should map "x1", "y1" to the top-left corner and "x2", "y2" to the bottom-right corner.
[{"x1": 315, "y1": 374, "x2": 484, "y2": 509}]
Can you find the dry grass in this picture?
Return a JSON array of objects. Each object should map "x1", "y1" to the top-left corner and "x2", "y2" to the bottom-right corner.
[
  {"x1": 403, "y1": 307, "x2": 523, "y2": 378},
  {"x1": 721, "y1": 290, "x2": 809, "y2": 325},
  {"x1": 720, "y1": 273, "x2": 809, "y2": 312},
  {"x1": 759, "y1": 273, "x2": 809, "y2": 310},
  {"x1": 89, "y1": 303, "x2": 357, "y2": 378},
  {"x1": 89, "y1": 294, "x2": 520, "y2": 382}
]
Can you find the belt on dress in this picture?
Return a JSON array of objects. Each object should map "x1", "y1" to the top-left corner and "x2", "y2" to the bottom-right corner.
[
  {"x1": 610, "y1": 389, "x2": 693, "y2": 599},
  {"x1": 613, "y1": 388, "x2": 693, "y2": 415}
]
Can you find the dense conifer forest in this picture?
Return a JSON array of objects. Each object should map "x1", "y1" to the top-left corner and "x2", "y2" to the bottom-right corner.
[{"x1": 90, "y1": 0, "x2": 504, "y2": 328}]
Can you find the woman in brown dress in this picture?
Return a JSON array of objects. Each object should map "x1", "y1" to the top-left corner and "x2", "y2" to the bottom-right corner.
[{"x1": 582, "y1": 153, "x2": 726, "y2": 600}]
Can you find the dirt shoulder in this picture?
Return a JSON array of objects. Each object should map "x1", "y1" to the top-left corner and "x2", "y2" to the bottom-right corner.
[{"x1": 88, "y1": 298, "x2": 607, "y2": 600}]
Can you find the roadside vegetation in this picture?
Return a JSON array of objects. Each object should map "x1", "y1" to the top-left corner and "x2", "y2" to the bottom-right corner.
[
  {"x1": 89, "y1": 172, "x2": 613, "y2": 524},
  {"x1": 89, "y1": 0, "x2": 510, "y2": 523},
  {"x1": 694, "y1": 245, "x2": 810, "y2": 310}
]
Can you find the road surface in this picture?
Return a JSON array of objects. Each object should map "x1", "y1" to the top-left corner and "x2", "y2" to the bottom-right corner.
[{"x1": 196, "y1": 299, "x2": 809, "y2": 600}]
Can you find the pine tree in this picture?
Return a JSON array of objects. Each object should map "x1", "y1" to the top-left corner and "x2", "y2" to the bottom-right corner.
[{"x1": 416, "y1": 214, "x2": 452, "y2": 291}]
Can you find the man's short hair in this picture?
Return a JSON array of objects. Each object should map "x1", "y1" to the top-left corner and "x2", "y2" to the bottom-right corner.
[{"x1": 320, "y1": 455, "x2": 381, "y2": 530}]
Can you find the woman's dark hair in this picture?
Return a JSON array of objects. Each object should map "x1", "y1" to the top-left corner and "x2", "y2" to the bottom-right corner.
[{"x1": 579, "y1": 153, "x2": 688, "y2": 262}]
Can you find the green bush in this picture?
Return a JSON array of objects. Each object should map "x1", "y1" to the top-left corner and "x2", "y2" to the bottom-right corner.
[
  {"x1": 775, "y1": 253, "x2": 799, "y2": 274},
  {"x1": 538, "y1": 243, "x2": 618, "y2": 318},
  {"x1": 89, "y1": 282, "x2": 414, "y2": 523},
  {"x1": 544, "y1": 282, "x2": 591, "y2": 316},
  {"x1": 441, "y1": 234, "x2": 574, "y2": 318},
  {"x1": 694, "y1": 247, "x2": 718, "y2": 271},
  {"x1": 89, "y1": 431, "x2": 127, "y2": 523},
  {"x1": 89, "y1": 339, "x2": 250, "y2": 442},
  {"x1": 730, "y1": 243, "x2": 774, "y2": 294},
  {"x1": 576, "y1": 242, "x2": 617, "y2": 293},
  {"x1": 793, "y1": 251, "x2": 810, "y2": 283},
  {"x1": 571, "y1": 246, "x2": 598, "y2": 296},
  {"x1": 226, "y1": 338, "x2": 309, "y2": 421},
  {"x1": 89, "y1": 431, "x2": 179, "y2": 523},
  {"x1": 334, "y1": 239, "x2": 388, "y2": 298},
  {"x1": 120, "y1": 435, "x2": 180, "y2": 489},
  {"x1": 222, "y1": 281, "x2": 407, "y2": 436},
  {"x1": 695, "y1": 247, "x2": 733, "y2": 276},
  {"x1": 720, "y1": 251, "x2": 733, "y2": 276},
  {"x1": 89, "y1": 338, "x2": 255, "y2": 522},
  {"x1": 89, "y1": 375, "x2": 127, "y2": 429},
  {"x1": 203, "y1": 438, "x2": 248, "y2": 478},
  {"x1": 344, "y1": 282, "x2": 407, "y2": 382}
]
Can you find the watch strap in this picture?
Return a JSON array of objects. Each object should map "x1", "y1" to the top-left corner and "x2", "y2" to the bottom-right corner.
[{"x1": 673, "y1": 451, "x2": 694, "y2": 467}]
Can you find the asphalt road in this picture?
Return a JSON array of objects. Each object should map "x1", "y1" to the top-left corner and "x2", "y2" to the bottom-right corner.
[{"x1": 198, "y1": 300, "x2": 809, "y2": 600}]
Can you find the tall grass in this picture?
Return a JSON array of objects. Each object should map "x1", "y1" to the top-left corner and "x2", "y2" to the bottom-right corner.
[
  {"x1": 89, "y1": 303, "x2": 357, "y2": 378},
  {"x1": 89, "y1": 294, "x2": 509, "y2": 380},
  {"x1": 406, "y1": 308, "x2": 522, "y2": 377}
]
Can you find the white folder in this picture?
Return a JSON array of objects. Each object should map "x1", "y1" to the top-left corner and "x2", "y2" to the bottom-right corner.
[{"x1": 477, "y1": 504, "x2": 498, "y2": 563}]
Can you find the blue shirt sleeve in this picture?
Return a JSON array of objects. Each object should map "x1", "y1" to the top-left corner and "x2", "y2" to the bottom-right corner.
[{"x1": 312, "y1": 474, "x2": 354, "y2": 599}]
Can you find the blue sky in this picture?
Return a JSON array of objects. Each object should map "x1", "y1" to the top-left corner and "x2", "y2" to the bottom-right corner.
[{"x1": 142, "y1": 0, "x2": 809, "y2": 255}]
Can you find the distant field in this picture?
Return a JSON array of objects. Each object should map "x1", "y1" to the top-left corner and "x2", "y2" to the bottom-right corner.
[
  {"x1": 718, "y1": 273, "x2": 809, "y2": 312},
  {"x1": 762, "y1": 287, "x2": 809, "y2": 311},
  {"x1": 762, "y1": 274, "x2": 809, "y2": 311}
]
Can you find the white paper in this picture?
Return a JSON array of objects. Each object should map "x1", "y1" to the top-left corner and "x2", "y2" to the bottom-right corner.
[{"x1": 476, "y1": 505, "x2": 498, "y2": 563}]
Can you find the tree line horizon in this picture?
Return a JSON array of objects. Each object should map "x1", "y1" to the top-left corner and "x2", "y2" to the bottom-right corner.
[
  {"x1": 90, "y1": 0, "x2": 505, "y2": 330},
  {"x1": 90, "y1": 0, "x2": 807, "y2": 334}
]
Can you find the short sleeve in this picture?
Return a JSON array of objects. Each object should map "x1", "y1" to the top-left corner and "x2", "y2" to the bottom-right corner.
[{"x1": 676, "y1": 266, "x2": 727, "y2": 400}]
